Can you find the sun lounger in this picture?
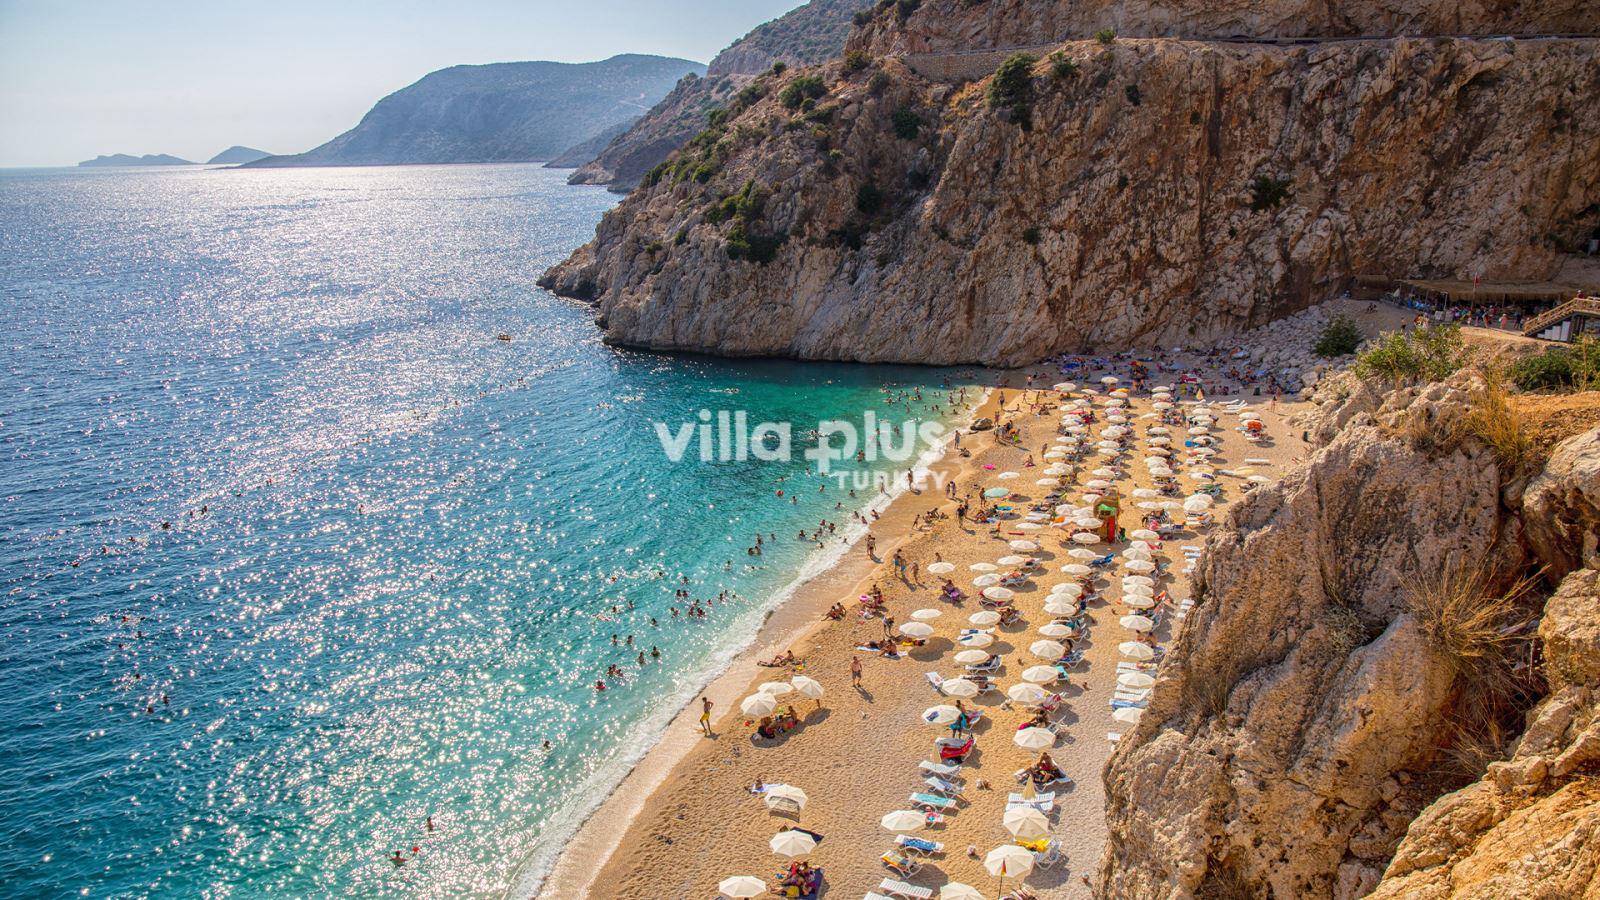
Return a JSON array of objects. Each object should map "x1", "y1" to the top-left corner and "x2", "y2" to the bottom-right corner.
[
  {"x1": 936, "y1": 735, "x2": 974, "y2": 761},
  {"x1": 1006, "y1": 791, "x2": 1056, "y2": 812},
  {"x1": 964, "y1": 656, "x2": 1000, "y2": 673},
  {"x1": 1034, "y1": 839, "x2": 1065, "y2": 869},
  {"x1": 1114, "y1": 688, "x2": 1150, "y2": 703},
  {"x1": 925, "y1": 672, "x2": 946, "y2": 693},
  {"x1": 881, "y1": 851, "x2": 920, "y2": 877},
  {"x1": 1110, "y1": 698, "x2": 1147, "y2": 710},
  {"x1": 879, "y1": 879, "x2": 934, "y2": 900},
  {"x1": 895, "y1": 834, "x2": 945, "y2": 856},
  {"x1": 865, "y1": 894, "x2": 898, "y2": 900},
  {"x1": 1108, "y1": 732, "x2": 1121, "y2": 743},
  {"x1": 919, "y1": 760, "x2": 961, "y2": 778},
  {"x1": 910, "y1": 791, "x2": 957, "y2": 811},
  {"x1": 923, "y1": 775, "x2": 965, "y2": 797}
]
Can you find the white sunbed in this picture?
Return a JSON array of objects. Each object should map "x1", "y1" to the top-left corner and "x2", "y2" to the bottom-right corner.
[{"x1": 879, "y1": 878, "x2": 934, "y2": 900}]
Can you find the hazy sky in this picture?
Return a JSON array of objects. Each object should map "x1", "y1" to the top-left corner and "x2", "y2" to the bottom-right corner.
[{"x1": 0, "y1": 0, "x2": 805, "y2": 166}]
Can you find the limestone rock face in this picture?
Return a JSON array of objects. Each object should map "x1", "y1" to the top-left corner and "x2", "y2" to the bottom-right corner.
[
  {"x1": 568, "y1": 75, "x2": 749, "y2": 191},
  {"x1": 1097, "y1": 380, "x2": 1504, "y2": 898},
  {"x1": 1522, "y1": 429, "x2": 1600, "y2": 580},
  {"x1": 1367, "y1": 568, "x2": 1600, "y2": 899},
  {"x1": 542, "y1": 38, "x2": 1600, "y2": 365},
  {"x1": 847, "y1": 0, "x2": 1600, "y2": 55}
]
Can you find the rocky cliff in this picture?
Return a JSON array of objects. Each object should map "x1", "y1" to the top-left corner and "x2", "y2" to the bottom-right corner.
[
  {"x1": 847, "y1": 0, "x2": 1600, "y2": 54},
  {"x1": 567, "y1": 0, "x2": 869, "y2": 191},
  {"x1": 1095, "y1": 374, "x2": 1600, "y2": 898},
  {"x1": 543, "y1": 37, "x2": 1600, "y2": 365},
  {"x1": 246, "y1": 55, "x2": 702, "y2": 167}
]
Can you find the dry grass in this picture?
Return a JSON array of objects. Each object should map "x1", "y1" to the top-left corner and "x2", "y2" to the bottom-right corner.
[
  {"x1": 1404, "y1": 558, "x2": 1538, "y2": 686},
  {"x1": 1464, "y1": 368, "x2": 1534, "y2": 474}
]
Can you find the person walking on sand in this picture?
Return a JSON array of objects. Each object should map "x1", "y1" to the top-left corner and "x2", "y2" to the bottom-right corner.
[
  {"x1": 699, "y1": 696, "x2": 714, "y2": 735},
  {"x1": 850, "y1": 655, "x2": 863, "y2": 687},
  {"x1": 866, "y1": 534, "x2": 877, "y2": 560}
]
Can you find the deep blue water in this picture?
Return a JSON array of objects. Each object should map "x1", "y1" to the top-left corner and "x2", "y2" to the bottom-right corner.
[{"x1": 0, "y1": 164, "x2": 973, "y2": 898}]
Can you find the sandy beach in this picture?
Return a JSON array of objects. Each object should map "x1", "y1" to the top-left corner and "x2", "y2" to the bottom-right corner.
[{"x1": 537, "y1": 302, "x2": 1412, "y2": 900}]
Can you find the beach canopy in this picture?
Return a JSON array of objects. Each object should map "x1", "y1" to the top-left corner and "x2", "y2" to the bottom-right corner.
[
  {"x1": 1124, "y1": 559, "x2": 1156, "y2": 573},
  {"x1": 1007, "y1": 682, "x2": 1048, "y2": 704},
  {"x1": 1184, "y1": 495, "x2": 1214, "y2": 512},
  {"x1": 958, "y1": 632, "x2": 995, "y2": 649},
  {"x1": 911, "y1": 608, "x2": 943, "y2": 621},
  {"x1": 941, "y1": 678, "x2": 980, "y2": 697},
  {"x1": 1043, "y1": 600, "x2": 1078, "y2": 617},
  {"x1": 1021, "y1": 664, "x2": 1060, "y2": 683},
  {"x1": 1121, "y1": 615, "x2": 1155, "y2": 632},
  {"x1": 1037, "y1": 623, "x2": 1072, "y2": 639},
  {"x1": 1034, "y1": 477, "x2": 1061, "y2": 487},
  {"x1": 880, "y1": 810, "x2": 926, "y2": 833},
  {"x1": 1119, "y1": 671, "x2": 1155, "y2": 689},
  {"x1": 1131, "y1": 528, "x2": 1159, "y2": 541},
  {"x1": 1113, "y1": 706, "x2": 1145, "y2": 724},
  {"x1": 953, "y1": 649, "x2": 991, "y2": 664},
  {"x1": 789, "y1": 675, "x2": 824, "y2": 700},
  {"x1": 940, "y1": 884, "x2": 986, "y2": 900},
  {"x1": 769, "y1": 830, "x2": 817, "y2": 857},
  {"x1": 1029, "y1": 639, "x2": 1066, "y2": 659},
  {"x1": 1123, "y1": 583, "x2": 1154, "y2": 597},
  {"x1": 982, "y1": 586, "x2": 1014, "y2": 601},
  {"x1": 1123, "y1": 574, "x2": 1153, "y2": 587},
  {"x1": 923, "y1": 704, "x2": 962, "y2": 725},
  {"x1": 1009, "y1": 540, "x2": 1039, "y2": 552},
  {"x1": 899, "y1": 622, "x2": 935, "y2": 638},
  {"x1": 740, "y1": 693, "x2": 777, "y2": 716},
  {"x1": 969, "y1": 562, "x2": 998, "y2": 572},
  {"x1": 967, "y1": 611, "x2": 1001, "y2": 627},
  {"x1": 1123, "y1": 548, "x2": 1152, "y2": 561},
  {"x1": 927, "y1": 562, "x2": 956, "y2": 575},
  {"x1": 759, "y1": 681, "x2": 794, "y2": 696},
  {"x1": 1061, "y1": 563, "x2": 1091, "y2": 576},
  {"x1": 1016, "y1": 522, "x2": 1044, "y2": 532},
  {"x1": 718, "y1": 876, "x2": 768, "y2": 898},
  {"x1": 1003, "y1": 806, "x2": 1051, "y2": 840},
  {"x1": 973, "y1": 574, "x2": 1001, "y2": 587},
  {"x1": 1119, "y1": 641, "x2": 1155, "y2": 661},
  {"x1": 763, "y1": 784, "x2": 808, "y2": 812},
  {"x1": 1067, "y1": 548, "x2": 1099, "y2": 560},
  {"x1": 985, "y1": 844, "x2": 1038, "y2": 878},
  {"x1": 996, "y1": 555, "x2": 1026, "y2": 566},
  {"x1": 1013, "y1": 727, "x2": 1055, "y2": 750},
  {"x1": 1123, "y1": 594, "x2": 1155, "y2": 610},
  {"x1": 1072, "y1": 532, "x2": 1099, "y2": 544}
]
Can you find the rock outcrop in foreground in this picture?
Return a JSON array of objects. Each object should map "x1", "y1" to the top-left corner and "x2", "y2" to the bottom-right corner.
[
  {"x1": 544, "y1": 36, "x2": 1600, "y2": 365},
  {"x1": 1097, "y1": 375, "x2": 1600, "y2": 898}
]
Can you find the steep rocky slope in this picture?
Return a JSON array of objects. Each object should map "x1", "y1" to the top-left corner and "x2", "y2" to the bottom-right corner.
[
  {"x1": 847, "y1": 0, "x2": 1600, "y2": 54},
  {"x1": 566, "y1": 0, "x2": 868, "y2": 191},
  {"x1": 544, "y1": 38, "x2": 1600, "y2": 365},
  {"x1": 1096, "y1": 375, "x2": 1600, "y2": 898},
  {"x1": 246, "y1": 55, "x2": 702, "y2": 167}
]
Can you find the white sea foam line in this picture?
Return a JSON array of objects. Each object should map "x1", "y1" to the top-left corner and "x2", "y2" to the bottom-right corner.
[{"x1": 508, "y1": 388, "x2": 990, "y2": 899}]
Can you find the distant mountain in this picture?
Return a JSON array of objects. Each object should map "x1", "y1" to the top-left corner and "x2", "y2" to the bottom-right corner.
[
  {"x1": 245, "y1": 54, "x2": 704, "y2": 168},
  {"x1": 206, "y1": 146, "x2": 272, "y2": 165},
  {"x1": 78, "y1": 153, "x2": 193, "y2": 167},
  {"x1": 567, "y1": 0, "x2": 868, "y2": 191}
]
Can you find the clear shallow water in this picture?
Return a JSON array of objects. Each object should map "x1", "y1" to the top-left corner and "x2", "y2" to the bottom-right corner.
[{"x1": 0, "y1": 164, "x2": 974, "y2": 898}]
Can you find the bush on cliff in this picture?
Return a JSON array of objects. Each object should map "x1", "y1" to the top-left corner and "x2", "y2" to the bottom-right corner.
[
  {"x1": 1314, "y1": 315, "x2": 1363, "y2": 357},
  {"x1": 725, "y1": 223, "x2": 786, "y2": 264},
  {"x1": 780, "y1": 75, "x2": 828, "y2": 110},
  {"x1": 1248, "y1": 175, "x2": 1294, "y2": 211},
  {"x1": 1354, "y1": 324, "x2": 1465, "y2": 384},
  {"x1": 1050, "y1": 52, "x2": 1079, "y2": 79},
  {"x1": 856, "y1": 183, "x2": 885, "y2": 216},
  {"x1": 891, "y1": 106, "x2": 922, "y2": 139},
  {"x1": 1508, "y1": 337, "x2": 1600, "y2": 391},
  {"x1": 989, "y1": 54, "x2": 1037, "y2": 128}
]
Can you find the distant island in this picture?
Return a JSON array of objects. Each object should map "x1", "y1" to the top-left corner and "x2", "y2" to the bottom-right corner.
[
  {"x1": 206, "y1": 146, "x2": 272, "y2": 165},
  {"x1": 78, "y1": 153, "x2": 193, "y2": 167},
  {"x1": 245, "y1": 54, "x2": 703, "y2": 168}
]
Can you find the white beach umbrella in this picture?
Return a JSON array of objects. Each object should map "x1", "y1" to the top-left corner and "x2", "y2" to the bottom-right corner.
[
  {"x1": 763, "y1": 784, "x2": 809, "y2": 812},
  {"x1": 954, "y1": 648, "x2": 992, "y2": 664},
  {"x1": 1053, "y1": 382, "x2": 1077, "y2": 392},
  {"x1": 1100, "y1": 376, "x2": 1119, "y2": 385},
  {"x1": 1043, "y1": 599, "x2": 1078, "y2": 616},
  {"x1": 1188, "y1": 426, "x2": 1209, "y2": 436},
  {"x1": 1016, "y1": 522, "x2": 1044, "y2": 531},
  {"x1": 1124, "y1": 593, "x2": 1156, "y2": 608},
  {"x1": 1135, "y1": 501, "x2": 1162, "y2": 511},
  {"x1": 1184, "y1": 495, "x2": 1214, "y2": 512},
  {"x1": 1119, "y1": 641, "x2": 1155, "y2": 660},
  {"x1": 1043, "y1": 451, "x2": 1067, "y2": 461},
  {"x1": 1009, "y1": 540, "x2": 1039, "y2": 552},
  {"x1": 1131, "y1": 528, "x2": 1159, "y2": 541},
  {"x1": 1105, "y1": 397, "x2": 1126, "y2": 408},
  {"x1": 900, "y1": 622, "x2": 935, "y2": 638},
  {"x1": 789, "y1": 675, "x2": 825, "y2": 701},
  {"x1": 1007, "y1": 682, "x2": 1049, "y2": 704},
  {"x1": 1058, "y1": 563, "x2": 1090, "y2": 577},
  {"x1": 1131, "y1": 488, "x2": 1158, "y2": 499},
  {"x1": 759, "y1": 681, "x2": 794, "y2": 697},
  {"x1": 1081, "y1": 493, "x2": 1102, "y2": 505},
  {"x1": 740, "y1": 693, "x2": 777, "y2": 716},
  {"x1": 1148, "y1": 436, "x2": 1171, "y2": 446},
  {"x1": 1021, "y1": 664, "x2": 1060, "y2": 683},
  {"x1": 1122, "y1": 575, "x2": 1154, "y2": 587},
  {"x1": 1050, "y1": 581, "x2": 1083, "y2": 596},
  {"x1": 880, "y1": 810, "x2": 926, "y2": 833},
  {"x1": 1029, "y1": 639, "x2": 1066, "y2": 659},
  {"x1": 973, "y1": 574, "x2": 1001, "y2": 587},
  {"x1": 1067, "y1": 547, "x2": 1099, "y2": 560},
  {"x1": 1113, "y1": 706, "x2": 1145, "y2": 724},
  {"x1": 927, "y1": 562, "x2": 956, "y2": 575},
  {"x1": 1091, "y1": 467, "x2": 1117, "y2": 477},
  {"x1": 1122, "y1": 547, "x2": 1153, "y2": 561},
  {"x1": 970, "y1": 562, "x2": 998, "y2": 572},
  {"x1": 1248, "y1": 475, "x2": 1270, "y2": 484},
  {"x1": 967, "y1": 611, "x2": 1001, "y2": 627},
  {"x1": 997, "y1": 471, "x2": 1019, "y2": 480},
  {"x1": 1013, "y1": 727, "x2": 1055, "y2": 750},
  {"x1": 1086, "y1": 479, "x2": 1113, "y2": 490},
  {"x1": 1044, "y1": 464, "x2": 1070, "y2": 475},
  {"x1": 923, "y1": 704, "x2": 962, "y2": 725},
  {"x1": 958, "y1": 633, "x2": 994, "y2": 649},
  {"x1": 1149, "y1": 426, "x2": 1169, "y2": 434},
  {"x1": 1071, "y1": 516, "x2": 1102, "y2": 528},
  {"x1": 1071, "y1": 532, "x2": 1100, "y2": 544},
  {"x1": 982, "y1": 586, "x2": 1014, "y2": 601},
  {"x1": 1119, "y1": 671, "x2": 1155, "y2": 689},
  {"x1": 1034, "y1": 478, "x2": 1061, "y2": 487},
  {"x1": 986, "y1": 844, "x2": 1037, "y2": 880},
  {"x1": 911, "y1": 608, "x2": 943, "y2": 621},
  {"x1": 1128, "y1": 539, "x2": 1153, "y2": 551},
  {"x1": 941, "y1": 677, "x2": 980, "y2": 697},
  {"x1": 996, "y1": 555, "x2": 1027, "y2": 566},
  {"x1": 982, "y1": 487, "x2": 1010, "y2": 499},
  {"x1": 719, "y1": 876, "x2": 767, "y2": 898},
  {"x1": 769, "y1": 830, "x2": 817, "y2": 858},
  {"x1": 1121, "y1": 615, "x2": 1155, "y2": 632},
  {"x1": 940, "y1": 884, "x2": 986, "y2": 900},
  {"x1": 1003, "y1": 806, "x2": 1051, "y2": 841},
  {"x1": 1037, "y1": 623, "x2": 1073, "y2": 639},
  {"x1": 1125, "y1": 559, "x2": 1156, "y2": 573}
]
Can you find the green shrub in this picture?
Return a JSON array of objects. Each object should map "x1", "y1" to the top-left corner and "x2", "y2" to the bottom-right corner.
[
  {"x1": 1124, "y1": 83, "x2": 1142, "y2": 106},
  {"x1": 989, "y1": 53, "x2": 1037, "y2": 128},
  {"x1": 1050, "y1": 52, "x2": 1079, "y2": 79},
  {"x1": 780, "y1": 75, "x2": 828, "y2": 110},
  {"x1": 1248, "y1": 175, "x2": 1293, "y2": 211},
  {"x1": 1314, "y1": 315, "x2": 1363, "y2": 358},
  {"x1": 856, "y1": 182, "x2": 885, "y2": 216},
  {"x1": 843, "y1": 50, "x2": 873, "y2": 74},
  {"x1": 1508, "y1": 337, "x2": 1600, "y2": 391},
  {"x1": 1096, "y1": 28, "x2": 1117, "y2": 44},
  {"x1": 852, "y1": 9, "x2": 874, "y2": 26},
  {"x1": 725, "y1": 224, "x2": 787, "y2": 264},
  {"x1": 1354, "y1": 324, "x2": 1466, "y2": 384},
  {"x1": 868, "y1": 70, "x2": 892, "y2": 94},
  {"x1": 735, "y1": 83, "x2": 768, "y2": 108},
  {"x1": 891, "y1": 106, "x2": 922, "y2": 139},
  {"x1": 1022, "y1": 226, "x2": 1041, "y2": 245},
  {"x1": 673, "y1": 227, "x2": 688, "y2": 246},
  {"x1": 895, "y1": 0, "x2": 921, "y2": 21},
  {"x1": 1116, "y1": 173, "x2": 1128, "y2": 191},
  {"x1": 769, "y1": 62, "x2": 788, "y2": 76}
]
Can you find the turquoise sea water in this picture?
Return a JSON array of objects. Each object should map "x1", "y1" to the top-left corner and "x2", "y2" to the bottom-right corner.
[{"x1": 0, "y1": 164, "x2": 973, "y2": 897}]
